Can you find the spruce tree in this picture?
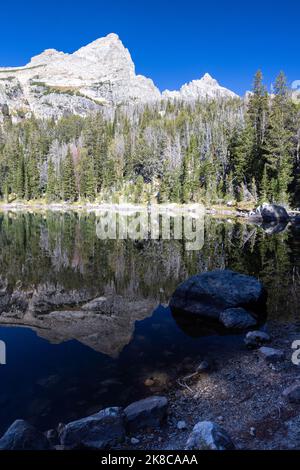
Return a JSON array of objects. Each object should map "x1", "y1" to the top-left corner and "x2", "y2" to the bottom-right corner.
[
  {"x1": 63, "y1": 148, "x2": 77, "y2": 201},
  {"x1": 259, "y1": 164, "x2": 270, "y2": 203},
  {"x1": 263, "y1": 72, "x2": 295, "y2": 204},
  {"x1": 229, "y1": 120, "x2": 255, "y2": 197},
  {"x1": 15, "y1": 152, "x2": 25, "y2": 199},
  {"x1": 248, "y1": 70, "x2": 269, "y2": 182},
  {"x1": 169, "y1": 169, "x2": 182, "y2": 203},
  {"x1": 46, "y1": 160, "x2": 57, "y2": 201},
  {"x1": 79, "y1": 149, "x2": 96, "y2": 200},
  {"x1": 181, "y1": 136, "x2": 200, "y2": 203}
]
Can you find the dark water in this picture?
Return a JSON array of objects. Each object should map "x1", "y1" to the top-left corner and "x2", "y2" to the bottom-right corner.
[{"x1": 0, "y1": 211, "x2": 299, "y2": 434}]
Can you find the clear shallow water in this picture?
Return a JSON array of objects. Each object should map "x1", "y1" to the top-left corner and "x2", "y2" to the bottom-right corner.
[{"x1": 0, "y1": 212, "x2": 299, "y2": 434}]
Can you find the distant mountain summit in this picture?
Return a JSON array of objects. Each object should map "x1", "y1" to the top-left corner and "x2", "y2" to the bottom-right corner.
[
  {"x1": 0, "y1": 34, "x2": 238, "y2": 120},
  {"x1": 163, "y1": 73, "x2": 238, "y2": 101}
]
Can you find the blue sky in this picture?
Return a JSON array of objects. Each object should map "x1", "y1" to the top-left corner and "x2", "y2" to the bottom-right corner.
[{"x1": 1, "y1": 0, "x2": 299, "y2": 95}]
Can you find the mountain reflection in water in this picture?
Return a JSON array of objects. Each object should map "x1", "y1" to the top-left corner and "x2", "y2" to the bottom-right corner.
[{"x1": 0, "y1": 211, "x2": 299, "y2": 434}]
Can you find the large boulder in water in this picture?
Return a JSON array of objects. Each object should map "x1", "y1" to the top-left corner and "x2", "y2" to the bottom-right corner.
[
  {"x1": 256, "y1": 204, "x2": 289, "y2": 222},
  {"x1": 169, "y1": 270, "x2": 266, "y2": 324}
]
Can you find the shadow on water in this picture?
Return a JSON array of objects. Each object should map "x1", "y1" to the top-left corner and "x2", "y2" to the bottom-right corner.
[
  {"x1": 171, "y1": 307, "x2": 268, "y2": 338},
  {"x1": 259, "y1": 221, "x2": 289, "y2": 235},
  {"x1": 0, "y1": 306, "x2": 245, "y2": 434},
  {"x1": 0, "y1": 212, "x2": 299, "y2": 434}
]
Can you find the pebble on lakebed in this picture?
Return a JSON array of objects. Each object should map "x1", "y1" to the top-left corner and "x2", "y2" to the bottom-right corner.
[
  {"x1": 258, "y1": 347, "x2": 285, "y2": 363},
  {"x1": 244, "y1": 331, "x2": 271, "y2": 349}
]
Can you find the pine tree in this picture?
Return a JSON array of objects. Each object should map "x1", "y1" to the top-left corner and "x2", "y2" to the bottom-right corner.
[
  {"x1": 181, "y1": 136, "x2": 200, "y2": 203},
  {"x1": 248, "y1": 70, "x2": 269, "y2": 182},
  {"x1": 229, "y1": 120, "x2": 255, "y2": 196},
  {"x1": 25, "y1": 154, "x2": 40, "y2": 199},
  {"x1": 251, "y1": 177, "x2": 258, "y2": 203},
  {"x1": 263, "y1": 72, "x2": 295, "y2": 204},
  {"x1": 63, "y1": 148, "x2": 77, "y2": 201},
  {"x1": 134, "y1": 175, "x2": 144, "y2": 203},
  {"x1": 259, "y1": 164, "x2": 270, "y2": 203},
  {"x1": 15, "y1": 151, "x2": 25, "y2": 199},
  {"x1": 169, "y1": 169, "x2": 182, "y2": 203},
  {"x1": 79, "y1": 149, "x2": 96, "y2": 200},
  {"x1": 46, "y1": 159, "x2": 57, "y2": 201}
]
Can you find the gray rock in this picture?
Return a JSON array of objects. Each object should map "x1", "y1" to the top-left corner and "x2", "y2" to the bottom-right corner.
[
  {"x1": 0, "y1": 420, "x2": 50, "y2": 450},
  {"x1": 45, "y1": 429, "x2": 59, "y2": 446},
  {"x1": 259, "y1": 347, "x2": 285, "y2": 363},
  {"x1": 220, "y1": 308, "x2": 257, "y2": 329},
  {"x1": 282, "y1": 383, "x2": 300, "y2": 403},
  {"x1": 60, "y1": 407, "x2": 125, "y2": 450},
  {"x1": 256, "y1": 204, "x2": 289, "y2": 222},
  {"x1": 130, "y1": 437, "x2": 140, "y2": 445},
  {"x1": 170, "y1": 269, "x2": 266, "y2": 321},
  {"x1": 124, "y1": 396, "x2": 168, "y2": 432},
  {"x1": 81, "y1": 297, "x2": 107, "y2": 312},
  {"x1": 244, "y1": 331, "x2": 271, "y2": 349},
  {"x1": 185, "y1": 421, "x2": 235, "y2": 450}
]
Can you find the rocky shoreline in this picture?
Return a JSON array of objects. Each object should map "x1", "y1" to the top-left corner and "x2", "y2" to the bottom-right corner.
[
  {"x1": 1, "y1": 268, "x2": 300, "y2": 450},
  {"x1": 0, "y1": 201, "x2": 299, "y2": 225},
  {"x1": 1, "y1": 320, "x2": 300, "y2": 450},
  {"x1": 125, "y1": 320, "x2": 300, "y2": 451}
]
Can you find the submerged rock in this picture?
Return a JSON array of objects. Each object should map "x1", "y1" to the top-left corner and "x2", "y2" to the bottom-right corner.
[
  {"x1": 185, "y1": 421, "x2": 235, "y2": 450},
  {"x1": 124, "y1": 396, "x2": 168, "y2": 432},
  {"x1": 170, "y1": 270, "x2": 266, "y2": 324},
  {"x1": 60, "y1": 407, "x2": 125, "y2": 450},
  {"x1": 0, "y1": 420, "x2": 50, "y2": 450},
  {"x1": 244, "y1": 331, "x2": 271, "y2": 349},
  {"x1": 219, "y1": 308, "x2": 257, "y2": 329}
]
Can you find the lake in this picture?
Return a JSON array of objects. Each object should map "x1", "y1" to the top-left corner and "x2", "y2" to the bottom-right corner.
[{"x1": 0, "y1": 210, "x2": 299, "y2": 434}]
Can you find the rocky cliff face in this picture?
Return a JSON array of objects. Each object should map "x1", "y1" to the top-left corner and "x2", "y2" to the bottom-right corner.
[
  {"x1": 0, "y1": 33, "x2": 238, "y2": 121},
  {"x1": 0, "y1": 33, "x2": 161, "y2": 120}
]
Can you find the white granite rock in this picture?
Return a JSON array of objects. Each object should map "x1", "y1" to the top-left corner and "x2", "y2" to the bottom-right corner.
[
  {"x1": 163, "y1": 73, "x2": 238, "y2": 101},
  {"x1": 0, "y1": 34, "x2": 238, "y2": 121}
]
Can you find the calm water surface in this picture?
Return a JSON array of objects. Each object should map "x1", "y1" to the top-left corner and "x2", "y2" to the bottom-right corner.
[{"x1": 0, "y1": 212, "x2": 299, "y2": 433}]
